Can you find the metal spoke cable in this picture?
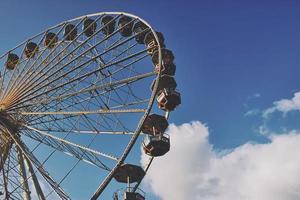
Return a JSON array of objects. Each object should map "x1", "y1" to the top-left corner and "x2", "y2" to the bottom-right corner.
[
  {"x1": 5, "y1": 132, "x2": 71, "y2": 200},
  {"x1": 9, "y1": 70, "x2": 155, "y2": 112},
  {"x1": 23, "y1": 124, "x2": 119, "y2": 162},
  {"x1": 7, "y1": 15, "x2": 133, "y2": 103}
]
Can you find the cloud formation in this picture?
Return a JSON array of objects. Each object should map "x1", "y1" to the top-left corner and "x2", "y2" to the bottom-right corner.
[
  {"x1": 141, "y1": 121, "x2": 300, "y2": 200},
  {"x1": 263, "y1": 92, "x2": 300, "y2": 118},
  {"x1": 244, "y1": 109, "x2": 260, "y2": 117}
]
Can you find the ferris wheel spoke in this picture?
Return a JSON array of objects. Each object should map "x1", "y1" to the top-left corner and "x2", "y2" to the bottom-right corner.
[
  {"x1": 16, "y1": 147, "x2": 31, "y2": 200},
  {"x1": 21, "y1": 112, "x2": 138, "y2": 140},
  {"x1": 1, "y1": 145, "x2": 40, "y2": 200},
  {"x1": 3, "y1": 14, "x2": 133, "y2": 100},
  {"x1": 24, "y1": 106, "x2": 115, "y2": 157},
  {"x1": 0, "y1": 142, "x2": 12, "y2": 173},
  {"x1": 3, "y1": 20, "x2": 71, "y2": 100},
  {"x1": 107, "y1": 98, "x2": 149, "y2": 109},
  {"x1": 1, "y1": 144, "x2": 41, "y2": 200},
  {"x1": 32, "y1": 129, "x2": 136, "y2": 135},
  {"x1": 0, "y1": 149, "x2": 9, "y2": 199},
  {"x1": 12, "y1": 82, "x2": 145, "y2": 121},
  {"x1": 5, "y1": 144, "x2": 48, "y2": 200},
  {"x1": 30, "y1": 114, "x2": 133, "y2": 139},
  {"x1": 106, "y1": 40, "x2": 138, "y2": 64},
  {"x1": 8, "y1": 70, "x2": 155, "y2": 112},
  {"x1": 8, "y1": 50, "x2": 151, "y2": 111},
  {"x1": 20, "y1": 108, "x2": 146, "y2": 116},
  {"x1": 2, "y1": 29, "x2": 69, "y2": 103},
  {"x1": 17, "y1": 87, "x2": 146, "y2": 137},
  {"x1": 8, "y1": 15, "x2": 137, "y2": 102},
  {"x1": 23, "y1": 87, "x2": 148, "y2": 125},
  {"x1": 19, "y1": 23, "x2": 148, "y2": 99},
  {"x1": 6, "y1": 35, "x2": 150, "y2": 112},
  {"x1": 74, "y1": 40, "x2": 105, "y2": 66},
  {"x1": 50, "y1": 70, "x2": 154, "y2": 103},
  {"x1": 6, "y1": 14, "x2": 102, "y2": 99},
  {"x1": 11, "y1": 37, "x2": 150, "y2": 109},
  {"x1": 0, "y1": 18, "x2": 70, "y2": 60},
  {"x1": 26, "y1": 112, "x2": 121, "y2": 138},
  {"x1": 41, "y1": 52, "x2": 148, "y2": 109},
  {"x1": 55, "y1": 95, "x2": 118, "y2": 134},
  {"x1": 22, "y1": 124, "x2": 119, "y2": 164},
  {"x1": 22, "y1": 129, "x2": 112, "y2": 169},
  {"x1": 2, "y1": 51, "x2": 27, "y2": 101},
  {"x1": 23, "y1": 155, "x2": 47, "y2": 200},
  {"x1": 5, "y1": 130, "x2": 71, "y2": 200},
  {"x1": 89, "y1": 92, "x2": 132, "y2": 132}
]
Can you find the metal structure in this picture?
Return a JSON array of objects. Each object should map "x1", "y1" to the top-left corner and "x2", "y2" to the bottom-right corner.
[{"x1": 0, "y1": 12, "x2": 180, "y2": 200}]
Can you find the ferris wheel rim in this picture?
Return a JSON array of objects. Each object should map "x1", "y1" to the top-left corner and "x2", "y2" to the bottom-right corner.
[
  {"x1": 0, "y1": 11, "x2": 165, "y2": 199},
  {"x1": 83, "y1": 11, "x2": 164, "y2": 199}
]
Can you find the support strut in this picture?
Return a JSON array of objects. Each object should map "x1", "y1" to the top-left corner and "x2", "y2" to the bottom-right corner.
[
  {"x1": 24, "y1": 156, "x2": 46, "y2": 200},
  {"x1": 17, "y1": 147, "x2": 31, "y2": 200}
]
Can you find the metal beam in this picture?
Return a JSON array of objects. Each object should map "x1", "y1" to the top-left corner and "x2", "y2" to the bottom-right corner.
[
  {"x1": 20, "y1": 109, "x2": 146, "y2": 116},
  {"x1": 23, "y1": 124, "x2": 119, "y2": 162},
  {"x1": 17, "y1": 147, "x2": 31, "y2": 200},
  {"x1": 11, "y1": 71, "x2": 155, "y2": 111},
  {"x1": 5, "y1": 129, "x2": 71, "y2": 200},
  {"x1": 0, "y1": 151, "x2": 9, "y2": 200},
  {"x1": 24, "y1": 156, "x2": 46, "y2": 200},
  {"x1": 0, "y1": 142, "x2": 12, "y2": 173}
]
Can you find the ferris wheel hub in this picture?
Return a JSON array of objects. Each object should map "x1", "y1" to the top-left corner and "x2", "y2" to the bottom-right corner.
[{"x1": 0, "y1": 104, "x2": 5, "y2": 112}]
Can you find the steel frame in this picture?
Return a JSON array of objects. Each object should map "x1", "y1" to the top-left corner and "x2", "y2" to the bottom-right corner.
[{"x1": 0, "y1": 12, "x2": 164, "y2": 199}]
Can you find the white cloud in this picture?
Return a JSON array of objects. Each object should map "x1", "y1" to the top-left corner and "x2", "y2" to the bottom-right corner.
[
  {"x1": 141, "y1": 121, "x2": 300, "y2": 200},
  {"x1": 244, "y1": 109, "x2": 260, "y2": 116},
  {"x1": 254, "y1": 93, "x2": 261, "y2": 98},
  {"x1": 258, "y1": 124, "x2": 271, "y2": 135},
  {"x1": 246, "y1": 93, "x2": 261, "y2": 100},
  {"x1": 263, "y1": 92, "x2": 300, "y2": 118}
]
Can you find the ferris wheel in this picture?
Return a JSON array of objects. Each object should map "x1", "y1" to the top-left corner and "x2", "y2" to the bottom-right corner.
[{"x1": 0, "y1": 12, "x2": 181, "y2": 200}]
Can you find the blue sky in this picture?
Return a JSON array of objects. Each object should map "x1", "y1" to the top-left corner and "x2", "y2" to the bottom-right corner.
[{"x1": 1, "y1": 0, "x2": 300, "y2": 199}]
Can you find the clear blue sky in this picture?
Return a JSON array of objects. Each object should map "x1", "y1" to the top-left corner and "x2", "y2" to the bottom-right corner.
[{"x1": 1, "y1": 0, "x2": 300, "y2": 199}]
